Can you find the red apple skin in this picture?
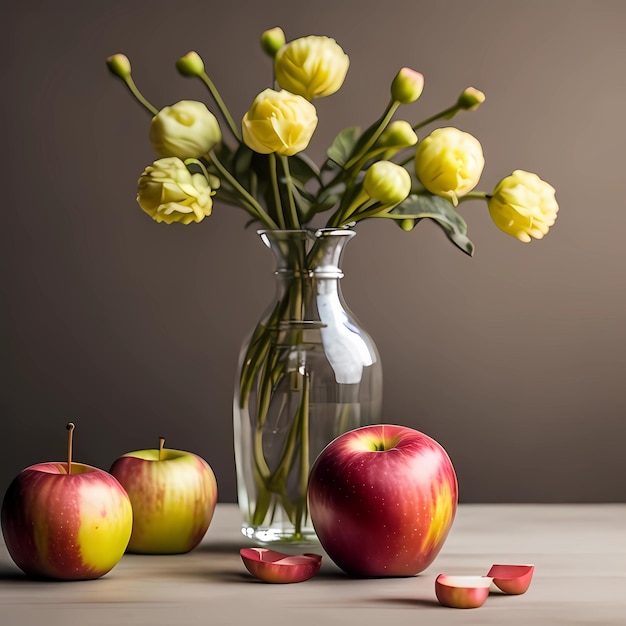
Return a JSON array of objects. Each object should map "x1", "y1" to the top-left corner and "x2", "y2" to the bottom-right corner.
[
  {"x1": 240, "y1": 548, "x2": 322, "y2": 583},
  {"x1": 435, "y1": 575, "x2": 492, "y2": 608},
  {"x1": 487, "y1": 564, "x2": 534, "y2": 594},
  {"x1": 109, "y1": 449, "x2": 217, "y2": 554},
  {"x1": 1, "y1": 462, "x2": 133, "y2": 580},
  {"x1": 308, "y1": 424, "x2": 458, "y2": 577}
]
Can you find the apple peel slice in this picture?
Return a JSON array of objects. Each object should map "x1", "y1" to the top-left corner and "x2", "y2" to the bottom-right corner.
[
  {"x1": 240, "y1": 548, "x2": 322, "y2": 583},
  {"x1": 435, "y1": 574, "x2": 492, "y2": 609},
  {"x1": 487, "y1": 564, "x2": 534, "y2": 594}
]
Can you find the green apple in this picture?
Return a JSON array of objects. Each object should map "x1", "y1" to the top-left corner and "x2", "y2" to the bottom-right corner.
[{"x1": 109, "y1": 438, "x2": 218, "y2": 554}]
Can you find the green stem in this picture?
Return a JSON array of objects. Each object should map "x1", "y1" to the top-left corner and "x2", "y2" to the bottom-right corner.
[
  {"x1": 209, "y1": 149, "x2": 279, "y2": 229},
  {"x1": 279, "y1": 155, "x2": 301, "y2": 229},
  {"x1": 327, "y1": 184, "x2": 369, "y2": 227},
  {"x1": 294, "y1": 373, "x2": 310, "y2": 536},
  {"x1": 198, "y1": 71, "x2": 241, "y2": 141},
  {"x1": 412, "y1": 104, "x2": 459, "y2": 133},
  {"x1": 121, "y1": 76, "x2": 158, "y2": 116},
  {"x1": 314, "y1": 100, "x2": 401, "y2": 204},
  {"x1": 458, "y1": 191, "x2": 490, "y2": 202},
  {"x1": 398, "y1": 104, "x2": 462, "y2": 166},
  {"x1": 269, "y1": 153, "x2": 286, "y2": 229},
  {"x1": 239, "y1": 302, "x2": 286, "y2": 410},
  {"x1": 344, "y1": 99, "x2": 400, "y2": 170},
  {"x1": 348, "y1": 199, "x2": 387, "y2": 223},
  {"x1": 244, "y1": 274, "x2": 311, "y2": 533},
  {"x1": 334, "y1": 197, "x2": 377, "y2": 227}
]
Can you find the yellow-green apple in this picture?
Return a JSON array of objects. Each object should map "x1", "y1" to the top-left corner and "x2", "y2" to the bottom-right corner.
[
  {"x1": 435, "y1": 574, "x2": 492, "y2": 608},
  {"x1": 109, "y1": 438, "x2": 217, "y2": 554},
  {"x1": 240, "y1": 548, "x2": 322, "y2": 583},
  {"x1": 307, "y1": 424, "x2": 457, "y2": 577},
  {"x1": 1, "y1": 424, "x2": 133, "y2": 580}
]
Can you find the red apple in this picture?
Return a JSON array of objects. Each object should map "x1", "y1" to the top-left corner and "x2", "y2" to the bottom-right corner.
[
  {"x1": 109, "y1": 438, "x2": 217, "y2": 554},
  {"x1": 240, "y1": 548, "x2": 322, "y2": 583},
  {"x1": 307, "y1": 424, "x2": 458, "y2": 577},
  {"x1": 435, "y1": 574, "x2": 492, "y2": 608},
  {"x1": 1, "y1": 461, "x2": 133, "y2": 580},
  {"x1": 487, "y1": 564, "x2": 534, "y2": 594}
]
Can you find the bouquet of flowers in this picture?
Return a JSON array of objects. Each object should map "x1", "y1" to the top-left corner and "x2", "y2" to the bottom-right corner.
[{"x1": 107, "y1": 27, "x2": 558, "y2": 540}]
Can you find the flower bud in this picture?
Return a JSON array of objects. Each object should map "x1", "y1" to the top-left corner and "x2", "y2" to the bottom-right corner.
[
  {"x1": 176, "y1": 51, "x2": 205, "y2": 77},
  {"x1": 106, "y1": 54, "x2": 132, "y2": 80},
  {"x1": 390, "y1": 67, "x2": 424, "y2": 104},
  {"x1": 275, "y1": 35, "x2": 349, "y2": 99},
  {"x1": 376, "y1": 121, "x2": 418, "y2": 151},
  {"x1": 414, "y1": 127, "x2": 484, "y2": 205},
  {"x1": 242, "y1": 88, "x2": 318, "y2": 155},
  {"x1": 399, "y1": 218, "x2": 417, "y2": 231},
  {"x1": 137, "y1": 157, "x2": 218, "y2": 224},
  {"x1": 363, "y1": 161, "x2": 412, "y2": 205},
  {"x1": 488, "y1": 170, "x2": 558, "y2": 242},
  {"x1": 457, "y1": 87, "x2": 486, "y2": 111},
  {"x1": 261, "y1": 27, "x2": 286, "y2": 58},
  {"x1": 150, "y1": 100, "x2": 221, "y2": 159}
]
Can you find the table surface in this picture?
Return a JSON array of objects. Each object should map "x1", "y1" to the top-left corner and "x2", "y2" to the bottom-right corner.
[{"x1": 1, "y1": 503, "x2": 625, "y2": 626}]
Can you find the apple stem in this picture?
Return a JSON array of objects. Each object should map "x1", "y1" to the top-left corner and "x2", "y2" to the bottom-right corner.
[
  {"x1": 66, "y1": 422, "x2": 75, "y2": 475},
  {"x1": 159, "y1": 436, "x2": 165, "y2": 461}
]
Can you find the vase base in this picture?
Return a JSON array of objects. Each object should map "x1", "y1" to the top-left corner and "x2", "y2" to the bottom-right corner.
[{"x1": 240, "y1": 524, "x2": 319, "y2": 545}]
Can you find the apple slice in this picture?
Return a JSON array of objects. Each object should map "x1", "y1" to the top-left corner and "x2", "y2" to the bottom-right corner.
[
  {"x1": 487, "y1": 564, "x2": 534, "y2": 594},
  {"x1": 240, "y1": 548, "x2": 322, "y2": 583},
  {"x1": 435, "y1": 574, "x2": 492, "y2": 609}
]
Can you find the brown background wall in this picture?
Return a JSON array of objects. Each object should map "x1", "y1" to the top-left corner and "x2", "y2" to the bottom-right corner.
[{"x1": 2, "y1": 0, "x2": 625, "y2": 503}]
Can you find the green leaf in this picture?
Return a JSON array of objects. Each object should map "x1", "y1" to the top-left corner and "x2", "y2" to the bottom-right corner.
[
  {"x1": 288, "y1": 153, "x2": 321, "y2": 185},
  {"x1": 327, "y1": 127, "x2": 361, "y2": 167},
  {"x1": 311, "y1": 194, "x2": 340, "y2": 216},
  {"x1": 232, "y1": 144, "x2": 254, "y2": 181},
  {"x1": 389, "y1": 193, "x2": 475, "y2": 256},
  {"x1": 290, "y1": 185, "x2": 314, "y2": 221}
]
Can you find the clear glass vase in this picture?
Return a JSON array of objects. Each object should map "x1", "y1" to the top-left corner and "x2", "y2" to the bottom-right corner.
[{"x1": 233, "y1": 228, "x2": 382, "y2": 543}]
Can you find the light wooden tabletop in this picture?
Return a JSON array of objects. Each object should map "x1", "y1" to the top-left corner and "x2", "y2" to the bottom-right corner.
[{"x1": 1, "y1": 503, "x2": 624, "y2": 625}]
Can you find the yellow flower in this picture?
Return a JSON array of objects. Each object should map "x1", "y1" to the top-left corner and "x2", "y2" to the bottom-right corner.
[
  {"x1": 363, "y1": 161, "x2": 412, "y2": 205},
  {"x1": 242, "y1": 88, "x2": 318, "y2": 155},
  {"x1": 414, "y1": 127, "x2": 484, "y2": 205},
  {"x1": 488, "y1": 170, "x2": 558, "y2": 242},
  {"x1": 137, "y1": 157, "x2": 218, "y2": 224},
  {"x1": 150, "y1": 100, "x2": 221, "y2": 159},
  {"x1": 274, "y1": 35, "x2": 349, "y2": 99}
]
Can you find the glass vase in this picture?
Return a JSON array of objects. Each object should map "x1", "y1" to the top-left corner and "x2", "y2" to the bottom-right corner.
[{"x1": 233, "y1": 228, "x2": 382, "y2": 543}]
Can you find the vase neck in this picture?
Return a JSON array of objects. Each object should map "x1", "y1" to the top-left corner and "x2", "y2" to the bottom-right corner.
[{"x1": 259, "y1": 228, "x2": 355, "y2": 279}]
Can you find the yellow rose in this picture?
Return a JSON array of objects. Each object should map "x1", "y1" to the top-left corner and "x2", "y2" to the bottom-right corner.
[
  {"x1": 414, "y1": 127, "x2": 484, "y2": 205},
  {"x1": 242, "y1": 88, "x2": 318, "y2": 156},
  {"x1": 274, "y1": 35, "x2": 349, "y2": 99},
  {"x1": 137, "y1": 157, "x2": 217, "y2": 224},
  {"x1": 150, "y1": 100, "x2": 221, "y2": 159},
  {"x1": 488, "y1": 170, "x2": 558, "y2": 242},
  {"x1": 363, "y1": 161, "x2": 412, "y2": 205}
]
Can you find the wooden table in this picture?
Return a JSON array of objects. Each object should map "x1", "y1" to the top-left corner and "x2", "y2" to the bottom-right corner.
[{"x1": 1, "y1": 503, "x2": 624, "y2": 625}]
